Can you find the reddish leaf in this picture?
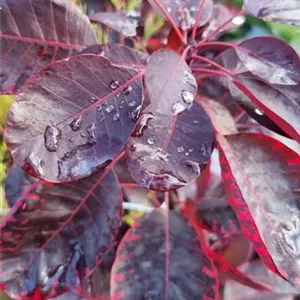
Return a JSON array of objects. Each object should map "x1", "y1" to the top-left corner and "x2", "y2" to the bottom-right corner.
[
  {"x1": 243, "y1": 0, "x2": 300, "y2": 26},
  {"x1": 125, "y1": 103, "x2": 215, "y2": 191},
  {"x1": 218, "y1": 133, "x2": 300, "y2": 284},
  {"x1": 216, "y1": 36, "x2": 300, "y2": 141},
  {"x1": 111, "y1": 209, "x2": 220, "y2": 300},
  {"x1": 80, "y1": 44, "x2": 148, "y2": 69},
  {"x1": 148, "y1": 0, "x2": 213, "y2": 30},
  {"x1": 145, "y1": 49, "x2": 197, "y2": 115},
  {"x1": 0, "y1": 0, "x2": 96, "y2": 94},
  {"x1": 5, "y1": 55, "x2": 144, "y2": 182},
  {"x1": 90, "y1": 10, "x2": 140, "y2": 37},
  {"x1": 0, "y1": 169, "x2": 122, "y2": 299}
]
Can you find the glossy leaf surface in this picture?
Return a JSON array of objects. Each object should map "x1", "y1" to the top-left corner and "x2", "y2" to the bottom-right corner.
[
  {"x1": 243, "y1": 0, "x2": 300, "y2": 26},
  {"x1": 111, "y1": 209, "x2": 219, "y2": 300},
  {"x1": 5, "y1": 55, "x2": 144, "y2": 182},
  {"x1": 125, "y1": 103, "x2": 215, "y2": 191},
  {"x1": 148, "y1": 0, "x2": 213, "y2": 30},
  {"x1": 145, "y1": 49, "x2": 197, "y2": 115},
  {"x1": 218, "y1": 133, "x2": 300, "y2": 284},
  {"x1": 0, "y1": 170, "x2": 122, "y2": 299},
  {"x1": 0, "y1": 0, "x2": 96, "y2": 94}
]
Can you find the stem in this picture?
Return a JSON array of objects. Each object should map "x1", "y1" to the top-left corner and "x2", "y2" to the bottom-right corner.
[
  {"x1": 199, "y1": 41, "x2": 237, "y2": 50},
  {"x1": 182, "y1": 45, "x2": 192, "y2": 59},
  {"x1": 151, "y1": 0, "x2": 186, "y2": 45},
  {"x1": 192, "y1": 68, "x2": 230, "y2": 77},
  {"x1": 191, "y1": 0, "x2": 207, "y2": 41},
  {"x1": 164, "y1": 191, "x2": 170, "y2": 300},
  {"x1": 120, "y1": 183, "x2": 141, "y2": 189}
]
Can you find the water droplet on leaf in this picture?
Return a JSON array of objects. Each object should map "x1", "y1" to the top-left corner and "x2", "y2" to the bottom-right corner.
[
  {"x1": 97, "y1": 105, "x2": 102, "y2": 111},
  {"x1": 105, "y1": 104, "x2": 115, "y2": 113},
  {"x1": 44, "y1": 125, "x2": 62, "y2": 152},
  {"x1": 129, "y1": 100, "x2": 136, "y2": 107},
  {"x1": 113, "y1": 112, "x2": 120, "y2": 121},
  {"x1": 123, "y1": 85, "x2": 133, "y2": 95},
  {"x1": 147, "y1": 137, "x2": 155, "y2": 145},
  {"x1": 110, "y1": 80, "x2": 120, "y2": 90},
  {"x1": 177, "y1": 146, "x2": 184, "y2": 153},
  {"x1": 87, "y1": 123, "x2": 96, "y2": 141},
  {"x1": 70, "y1": 115, "x2": 83, "y2": 131},
  {"x1": 255, "y1": 108, "x2": 264, "y2": 115},
  {"x1": 181, "y1": 90, "x2": 194, "y2": 104},
  {"x1": 89, "y1": 96, "x2": 97, "y2": 103},
  {"x1": 171, "y1": 102, "x2": 185, "y2": 114},
  {"x1": 193, "y1": 120, "x2": 199, "y2": 124},
  {"x1": 130, "y1": 105, "x2": 142, "y2": 122}
]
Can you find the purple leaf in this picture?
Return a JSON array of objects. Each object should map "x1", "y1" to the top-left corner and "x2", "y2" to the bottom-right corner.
[
  {"x1": 216, "y1": 36, "x2": 300, "y2": 141},
  {"x1": 125, "y1": 103, "x2": 215, "y2": 191},
  {"x1": 111, "y1": 209, "x2": 220, "y2": 299},
  {"x1": 0, "y1": 170, "x2": 122, "y2": 299},
  {"x1": 148, "y1": 0, "x2": 213, "y2": 30},
  {"x1": 4, "y1": 55, "x2": 144, "y2": 182},
  {"x1": 0, "y1": 0, "x2": 96, "y2": 94},
  {"x1": 90, "y1": 10, "x2": 141, "y2": 37},
  {"x1": 80, "y1": 43, "x2": 148, "y2": 69},
  {"x1": 145, "y1": 49, "x2": 197, "y2": 115},
  {"x1": 218, "y1": 133, "x2": 300, "y2": 284},
  {"x1": 243, "y1": 0, "x2": 300, "y2": 26}
]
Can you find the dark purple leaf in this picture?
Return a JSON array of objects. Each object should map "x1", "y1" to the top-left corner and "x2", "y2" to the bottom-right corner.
[
  {"x1": 0, "y1": 169, "x2": 122, "y2": 299},
  {"x1": 215, "y1": 37, "x2": 300, "y2": 141},
  {"x1": 243, "y1": 0, "x2": 300, "y2": 26},
  {"x1": 5, "y1": 55, "x2": 144, "y2": 182},
  {"x1": 111, "y1": 209, "x2": 220, "y2": 300},
  {"x1": 145, "y1": 49, "x2": 197, "y2": 115},
  {"x1": 80, "y1": 43, "x2": 148, "y2": 69},
  {"x1": 125, "y1": 102, "x2": 215, "y2": 191},
  {"x1": 148, "y1": 0, "x2": 213, "y2": 30},
  {"x1": 218, "y1": 133, "x2": 300, "y2": 284},
  {"x1": 90, "y1": 10, "x2": 141, "y2": 37},
  {"x1": 0, "y1": 0, "x2": 96, "y2": 94}
]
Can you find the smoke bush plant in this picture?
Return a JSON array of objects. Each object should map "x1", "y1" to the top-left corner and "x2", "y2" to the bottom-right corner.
[{"x1": 1, "y1": 0, "x2": 300, "y2": 299}]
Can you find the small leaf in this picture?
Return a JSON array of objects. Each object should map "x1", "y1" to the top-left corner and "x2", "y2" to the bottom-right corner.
[
  {"x1": 148, "y1": 0, "x2": 213, "y2": 30},
  {"x1": 5, "y1": 55, "x2": 144, "y2": 182},
  {"x1": 111, "y1": 209, "x2": 220, "y2": 299},
  {"x1": 243, "y1": 0, "x2": 300, "y2": 26},
  {"x1": 0, "y1": 0, "x2": 97, "y2": 94},
  {"x1": 145, "y1": 49, "x2": 197, "y2": 115},
  {"x1": 125, "y1": 103, "x2": 215, "y2": 191},
  {"x1": 218, "y1": 133, "x2": 300, "y2": 284},
  {"x1": 0, "y1": 170, "x2": 122, "y2": 299}
]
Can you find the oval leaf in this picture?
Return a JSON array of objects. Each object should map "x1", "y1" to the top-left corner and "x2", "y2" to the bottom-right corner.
[
  {"x1": 5, "y1": 55, "x2": 144, "y2": 182},
  {"x1": 0, "y1": 170, "x2": 122, "y2": 299},
  {"x1": 0, "y1": 0, "x2": 97, "y2": 94},
  {"x1": 218, "y1": 133, "x2": 300, "y2": 284},
  {"x1": 145, "y1": 49, "x2": 197, "y2": 116},
  {"x1": 125, "y1": 103, "x2": 215, "y2": 191},
  {"x1": 111, "y1": 209, "x2": 220, "y2": 299}
]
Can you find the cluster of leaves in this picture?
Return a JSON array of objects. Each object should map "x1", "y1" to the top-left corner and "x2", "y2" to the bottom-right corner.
[{"x1": 0, "y1": 0, "x2": 300, "y2": 299}]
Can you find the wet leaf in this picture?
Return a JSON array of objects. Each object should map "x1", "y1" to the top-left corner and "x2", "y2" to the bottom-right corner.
[
  {"x1": 0, "y1": 170, "x2": 122, "y2": 299},
  {"x1": 0, "y1": 0, "x2": 96, "y2": 94},
  {"x1": 218, "y1": 133, "x2": 300, "y2": 284},
  {"x1": 5, "y1": 55, "x2": 144, "y2": 182},
  {"x1": 111, "y1": 209, "x2": 220, "y2": 300},
  {"x1": 125, "y1": 103, "x2": 215, "y2": 191}
]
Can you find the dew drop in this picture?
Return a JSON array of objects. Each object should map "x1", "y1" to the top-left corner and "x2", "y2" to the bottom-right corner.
[
  {"x1": 130, "y1": 144, "x2": 136, "y2": 152},
  {"x1": 80, "y1": 132, "x2": 86, "y2": 138},
  {"x1": 44, "y1": 125, "x2": 62, "y2": 152},
  {"x1": 193, "y1": 120, "x2": 199, "y2": 125},
  {"x1": 167, "y1": 7, "x2": 172, "y2": 13},
  {"x1": 129, "y1": 100, "x2": 136, "y2": 107},
  {"x1": 105, "y1": 104, "x2": 114, "y2": 113},
  {"x1": 185, "y1": 152, "x2": 190, "y2": 156},
  {"x1": 181, "y1": 90, "x2": 194, "y2": 104},
  {"x1": 87, "y1": 123, "x2": 96, "y2": 141},
  {"x1": 177, "y1": 146, "x2": 184, "y2": 153},
  {"x1": 113, "y1": 112, "x2": 120, "y2": 121},
  {"x1": 171, "y1": 102, "x2": 185, "y2": 114},
  {"x1": 255, "y1": 108, "x2": 264, "y2": 115},
  {"x1": 69, "y1": 115, "x2": 83, "y2": 132},
  {"x1": 123, "y1": 85, "x2": 133, "y2": 95},
  {"x1": 147, "y1": 137, "x2": 155, "y2": 145},
  {"x1": 97, "y1": 105, "x2": 102, "y2": 111},
  {"x1": 110, "y1": 80, "x2": 120, "y2": 90},
  {"x1": 130, "y1": 105, "x2": 142, "y2": 122},
  {"x1": 89, "y1": 96, "x2": 97, "y2": 103}
]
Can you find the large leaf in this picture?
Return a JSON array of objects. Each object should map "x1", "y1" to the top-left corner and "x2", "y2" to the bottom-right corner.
[
  {"x1": 125, "y1": 102, "x2": 215, "y2": 191},
  {"x1": 145, "y1": 49, "x2": 197, "y2": 115},
  {"x1": 0, "y1": 0, "x2": 96, "y2": 94},
  {"x1": 111, "y1": 209, "x2": 220, "y2": 299},
  {"x1": 216, "y1": 36, "x2": 300, "y2": 141},
  {"x1": 0, "y1": 169, "x2": 122, "y2": 299},
  {"x1": 218, "y1": 133, "x2": 300, "y2": 284},
  {"x1": 243, "y1": 0, "x2": 300, "y2": 26},
  {"x1": 148, "y1": 0, "x2": 213, "y2": 30},
  {"x1": 5, "y1": 55, "x2": 144, "y2": 182}
]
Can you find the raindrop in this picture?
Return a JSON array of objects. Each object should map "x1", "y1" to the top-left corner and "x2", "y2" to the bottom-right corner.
[
  {"x1": 44, "y1": 125, "x2": 62, "y2": 152},
  {"x1": 87, "y1": 123, "x2": 96, "y2": 140},
  {"x1": 105, "y1": 104, "x2": 114, "y2": 113},
  {"x1": 171, "y1": 102, "x2": 185, "y2": 114},
  {"x1": 69, "y1": 115, "x2": 83, "y2": 132},
  {"x1": 130, "y1": 105, "x2": 142, "y2": 122},
  {"x1": 255, "y1": 108, "x2": 264, "y2": 115},
  {"x1": 110, "y1": 80, "x2": 120, "y2": 90},
  {"x1": 181, "y1": 90, "x2": 194, "y2": 104},
  {"x1": 147, "y1": 137, "x2": 155, "y2": 145},
  {"x1": 185, "y1": 152, "x2": 190, "y2": 156},
  {"x1": 97, "y1": 105, "x2": 102, "y2": 111},
  {"x1": 193, "y1": 120, "x2": 199, "y2": 124},
  {"x1": 123, "y1": 85, "x2": 133, "y2": 95},
  {"x1": 116, "y1": 92, "x2": 122, "y2": 98},
  {"x1": 177, "y1": 146, "x2": 184, "y2": 153},
  {"x1": 232, "y1": 15, "x2": 245, "y2": 26},
  {"x1": 129, "y1": 100, "x2": 136, "y2": 107},
  {"x1": 89, "y1": 96, "x2": 97, "y2": 103},
  {"x1": 113, "y1": 112, "x2": 120, "y2": 121}
]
